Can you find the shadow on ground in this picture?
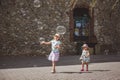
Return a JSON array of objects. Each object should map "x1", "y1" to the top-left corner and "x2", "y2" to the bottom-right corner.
[
  {"x1": 59, "y1": 71, "x2": 92, "y2": 74},
  {"x1": 0, "y1": 55, "x2": 120, "y2": 69},
  {"x1": 56, "y1": 69, "x2": 110, "y2": 74}
]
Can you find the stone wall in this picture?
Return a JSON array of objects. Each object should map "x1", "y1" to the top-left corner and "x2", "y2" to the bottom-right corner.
[
  {"x1": 0, "y1": 0, "x2": 120, "y2": 56},
  {"x1": 94, "y1": 0, "x2": 120, "y2": 54},
  {"x1": 0, "y1": 0, "x2": 76, "y2": 56}
]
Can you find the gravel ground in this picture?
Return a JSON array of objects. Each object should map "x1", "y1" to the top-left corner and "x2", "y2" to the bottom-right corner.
[{"x1": 0, "y1": 55, "x2": 120, "y2": 80}]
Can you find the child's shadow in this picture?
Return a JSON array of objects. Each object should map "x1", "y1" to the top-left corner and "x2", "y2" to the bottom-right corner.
[
  {"x1": 89, "y1": 70, "x2": 110, "y2": 72},
  {"x1": 58, "y1": 70, "x2": 110, "y2": 74},
  {"x1": 59, "y1": 71, "x2": 92, "y2": 74}
]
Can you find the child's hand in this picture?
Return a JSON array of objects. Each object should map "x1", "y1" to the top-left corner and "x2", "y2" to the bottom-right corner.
[
  {"x1": 55, "y1": 45, "x2": 60, "y2": 49},
  {"x1": 40, "y1": 41, "x2": 45, "y2": 44},
  {"x1": 54, "y1": 45, "x2": 58, "y2": 48},
  {"x1": 85, "y1": 55, "x2": 89, "y2": 58},
  {"x1": 86, "y1": 52, "x2": 90, "y2": 57}
]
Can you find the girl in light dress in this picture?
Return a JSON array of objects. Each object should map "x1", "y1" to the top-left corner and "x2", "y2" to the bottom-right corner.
[
  {"x1": 41, "y1": 34, "x2": 61, "y2": 73},
  {"x1": 80, "y1": 44, "x2": 90, "y2": 71}
]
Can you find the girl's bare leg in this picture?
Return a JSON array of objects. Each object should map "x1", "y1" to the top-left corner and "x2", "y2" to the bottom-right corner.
[
  {"x1": 86, "y1": 63, "x2": 88, "y2": 71},
  {"x1": 81, "y1": 62, "x2": 84, "y2": 71},
  {"x1": 52, "y1": 61, "x2": 56, "y2": 73}
]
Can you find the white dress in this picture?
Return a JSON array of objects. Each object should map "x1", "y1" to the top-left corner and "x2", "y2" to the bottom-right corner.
[{"x1": 80, "y1": 50, "x2": 90, "y2": 63}]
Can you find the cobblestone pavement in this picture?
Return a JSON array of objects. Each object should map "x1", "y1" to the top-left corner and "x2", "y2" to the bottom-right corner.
[{"x1": 0, "y1": 55, "x2": 120, "y2": 80}]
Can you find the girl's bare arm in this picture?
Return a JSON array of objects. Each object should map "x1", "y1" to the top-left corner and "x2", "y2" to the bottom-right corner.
[
  {"x1": 86, "y1": 51, "x2": 90, "y2": 57},
  {"x1": 41, "y1": 41, "x2": 51, "y2": 45}
]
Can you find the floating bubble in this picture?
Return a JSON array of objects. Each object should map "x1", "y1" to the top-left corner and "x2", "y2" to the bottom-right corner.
[
  {"x1": 56, "y1": 26, "x2": 66, "y2": 35},
  {"x1": 33, "y1": 0, "x2": 41, "y2": 8},
  {"x1": 39, "y1": 37, "x2": 45, "y2": 43}
]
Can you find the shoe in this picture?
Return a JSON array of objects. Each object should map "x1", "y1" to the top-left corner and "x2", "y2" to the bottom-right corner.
[
  {"x1": 81, "y1": 69, "x2": 84, "y2": 71},
  {"x1": 51, "y1": 70, "x2": 56, "y2": 73}
]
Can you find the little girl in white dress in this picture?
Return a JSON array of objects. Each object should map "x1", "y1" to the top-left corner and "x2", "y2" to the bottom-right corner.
[
  {"x1": 80, "y1": 44, "x2": 90, "y2": 71},
  {"x1": 41, "y1": 34, "x2": 61, "y2": 73}
]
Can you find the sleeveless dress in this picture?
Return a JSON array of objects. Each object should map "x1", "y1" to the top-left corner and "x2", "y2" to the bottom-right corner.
[
  {"x1": 48, "y1": 40, "x2": 61, "y2": 61},
  {"x1": 80, "y1": 50, "x2": 90, "y2": 63}
]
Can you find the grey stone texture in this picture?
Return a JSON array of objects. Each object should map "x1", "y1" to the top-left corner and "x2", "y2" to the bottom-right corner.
[
  {"x1": 0, "y1": 0, "x2": 120, "y2": 56},
  {"x1": 0, "y1": 55, "x2": 120, "y2": 80},
  {"x1": 94, "y1": 0, "x2": 120, "y2": 54}
]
